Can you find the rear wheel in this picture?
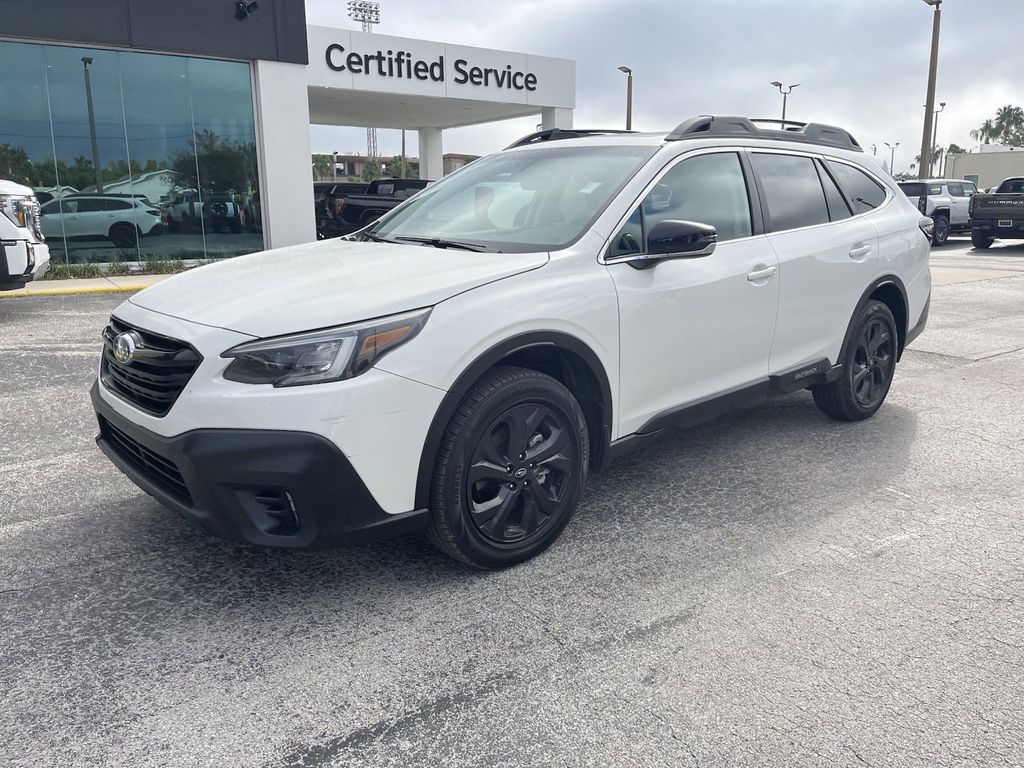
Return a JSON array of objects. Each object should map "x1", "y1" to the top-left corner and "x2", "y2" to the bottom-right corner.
[
  {"x1": 971, "y1": 229, "x2": 994, "y2": 249},
  {"x1": 931, "y1": 215, "x2": 949, "y2": 246},
  {"x1": 109, "y1": 222, "x2": 138, "y2": 249},
  {"x1": 813, "y1": 300, "x2": 898, "y2": 421},
  {"x1": 428, "y1": 367, "x2": 588, "y2": 569}
]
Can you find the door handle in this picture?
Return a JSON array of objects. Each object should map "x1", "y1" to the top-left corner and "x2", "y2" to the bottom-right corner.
[
  {"x1": 746, "y1": 264, "x2": 777, "y2": 282},
  {"x1": 849, "y1": 244, "x2": 872, "y2": 260}
]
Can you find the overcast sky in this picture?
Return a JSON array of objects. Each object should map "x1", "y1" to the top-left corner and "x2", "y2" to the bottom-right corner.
[{"x1": 306, "y1": 0, "x2": 1024, "y2": 174}]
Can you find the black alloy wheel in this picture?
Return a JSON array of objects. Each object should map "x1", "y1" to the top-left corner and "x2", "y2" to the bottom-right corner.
[
  {"x1": 812, "y1": 300, "x2": 898, "y2": 421},
  {"x1": 466, "y1": 402, "x2": 575, "y2": 547},
  {"x1": 931, "y1": 215, "x2": 949, "y2": 246},
  {"x1": 849, "y1": 315, "x2": 895, "y2": 409},
  {"x1": 428, "y1": 366, "x2": 589, "y2": 569}
]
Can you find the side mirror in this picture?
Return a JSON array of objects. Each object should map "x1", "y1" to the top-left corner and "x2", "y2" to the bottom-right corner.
[{"x1": 648, "y1": 219, "x2": 717, "y2": 257}]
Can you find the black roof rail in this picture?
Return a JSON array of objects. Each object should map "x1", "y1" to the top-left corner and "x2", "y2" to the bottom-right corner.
[
  {"x1": 666, "y1": 115, "x2": 863, "y2": 152},
  {"x1": 506, "y1": 128, "x2": 636, "y2": 149}
]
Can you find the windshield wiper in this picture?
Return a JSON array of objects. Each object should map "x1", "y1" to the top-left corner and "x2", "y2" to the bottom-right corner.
[
  {"x1": 392, "y1": 235, "x2": 489, "y2": 252},
  {"x1": 361, "y1": 231, "x2": 393, "y2": 243}
]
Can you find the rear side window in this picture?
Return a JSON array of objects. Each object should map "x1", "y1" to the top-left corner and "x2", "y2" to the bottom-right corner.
[
  {"x1": 751, "y1": 153, "x2": 829, "y2": 231},
  {"x1": 947, "y1": 182, "x2": 965, "y2": 197},
  {"x1": 817, "y1": 162, "x2": 852, "y2": 221},
  {"x1": 825, "y1": 160, "x2": 887, "y2": 214},
  {"x1": 103, "y1": 199, "x2": 133, "y2": 211}
]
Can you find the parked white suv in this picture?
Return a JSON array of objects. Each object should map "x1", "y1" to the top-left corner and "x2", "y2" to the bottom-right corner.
[
  {"x1": 1, "y1": 179, "x2": 49, "y2": 290},
  {"x1": 92, "y1": 116, "x2": 931, "y2": 568},
  {"x1": 40, "y1": 194, "x2": 162, "y2": 248},
  {"x1": 897, "y1": 178, "x2": 977, "y2": 246}
]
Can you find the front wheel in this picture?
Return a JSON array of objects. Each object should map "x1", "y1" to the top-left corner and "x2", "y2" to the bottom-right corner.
[
  {"x1": 428, "y1": 366, "x2": 589, "y2": 569},
  {"x1": 931, "y1": 215, "x2": 950, "y2": 246},
  {"x1": 812, "y1": 300, "x2": 898, "y2": 421},
  {"x1": 971, "y1": 229, "x2": 994, "y2": 249}
]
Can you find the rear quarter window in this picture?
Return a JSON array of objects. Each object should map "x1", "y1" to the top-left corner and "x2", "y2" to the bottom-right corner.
[
  {"x1": 825, "y1": 160, "x2": 887, "y2": 214},
  {"x1": 899, "y1": 183, "x2": 925, "y2": 197}
]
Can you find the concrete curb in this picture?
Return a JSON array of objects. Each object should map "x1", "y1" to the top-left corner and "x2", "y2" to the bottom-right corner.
[
  {"x1": 0, "y1": 284, "x2": 149, "y2": 298},
  {"x1": 0, "y1": 274, "x2": 170, "y2": 299}
]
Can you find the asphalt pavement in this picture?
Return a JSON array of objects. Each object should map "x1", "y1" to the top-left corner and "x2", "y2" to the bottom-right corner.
[{"x1": 2, "y1": 237, "x2": 1023, "y2": 767}]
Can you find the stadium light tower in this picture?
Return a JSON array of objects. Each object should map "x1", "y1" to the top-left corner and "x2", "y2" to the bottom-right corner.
[{"x1": 347, "y1": 1, "x2": 381, "y2": 162}]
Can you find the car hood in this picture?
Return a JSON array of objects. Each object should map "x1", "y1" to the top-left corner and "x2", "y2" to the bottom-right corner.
[{"x1": 129, "y1": 239, "x2": 547, "y2": 338}]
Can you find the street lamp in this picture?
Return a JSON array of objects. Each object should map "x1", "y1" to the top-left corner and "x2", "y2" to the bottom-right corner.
[
  {"x1": 770, "y1": 81, "x2": 800, "y2": 121},
  {"x1": 348, "y1": 1, "x2": 381, "y2": 162},
  {"x1": 885, "y1": 141, "x2": 900, "y2": 174},
  {"x1": 931, "y1": 101, "x2": 946, "y2": 175},
  {"x1": 918, "y1": 0, "x2": 943, "y2": 180},
  {"x1": 618, "y1": 66, "x2": 633, "y2": 131}
]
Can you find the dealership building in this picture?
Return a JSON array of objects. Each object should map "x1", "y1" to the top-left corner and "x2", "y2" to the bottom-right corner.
[{"x1": 0, "y1": 0, "x2": 575, "y2": 263}]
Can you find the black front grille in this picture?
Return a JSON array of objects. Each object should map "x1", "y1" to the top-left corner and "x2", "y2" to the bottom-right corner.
[
  {"x1": 99, "y1": 416, "x2": 192, "y2": 506},
  {"x1": 101, "y1": 317, "x2": 202, "y2": 417}
]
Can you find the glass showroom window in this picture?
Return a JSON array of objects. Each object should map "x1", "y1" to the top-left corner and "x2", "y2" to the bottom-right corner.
[{"x1": 0, "y1": 41, "x2": 264, "y2": 264}]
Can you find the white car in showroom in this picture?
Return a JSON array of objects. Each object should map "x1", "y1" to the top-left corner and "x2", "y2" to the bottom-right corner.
[
  {"x1": 40, "y1": 194, "x2": 162, "y2": 248},
  {"x1": 92, "y1": 116, "x2": 931, "y2": 568}
]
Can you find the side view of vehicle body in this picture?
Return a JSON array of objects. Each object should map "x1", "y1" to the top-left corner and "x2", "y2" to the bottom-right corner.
[
  {"x1": 40, "y1": 194, "x2": 162, "y2": 248},
  {"x1": 92, "y1": 115, "x2": 931, "y2": 569},
  {"x1": 1, "y1": 179, "x2": 50, "y2": 290},
  {"x1": 168, "y1": 190, "x2": 243, "y2": 234},
  {"x1": 969, "y1": 176, "x2": 1024, "y2": 249},
  {"x1": 898, "y1": 178, "x2": 977, "y2": 246},
  {"x1": 316, "y1": 178, "x2": 430, "y2": 239}
]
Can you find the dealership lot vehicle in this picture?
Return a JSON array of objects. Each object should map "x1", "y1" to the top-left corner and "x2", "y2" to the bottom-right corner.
[
  {"x1": 92, "y1": 116, "x2": 931, "y2": 569},
  {"x1": 969, "y1": 176, "x2": 1024, "y2": 249},
  {"x1": 168, "y1": 190, "x2": 243, "y2": 234},
  {"x1": 0, "y1": 179, "x2": 49, "y2": 290},
  {"x1": 40, "y1": 194, "x2": 162, "y2": 248},
  {"x1": 316, "y1": 177, "x2": 430, "y2": 239},
  {"x1": 897, "y1": 178, "x2": 977, "y2": 246}
]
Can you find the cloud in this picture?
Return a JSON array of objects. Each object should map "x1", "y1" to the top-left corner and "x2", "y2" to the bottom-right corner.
[{"x1": 307, "y1": 0, "x2": 1024, "y2": 174}]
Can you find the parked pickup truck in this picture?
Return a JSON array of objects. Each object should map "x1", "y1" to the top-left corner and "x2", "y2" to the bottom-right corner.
[
  {"x1": 169, "y1": 190, "x2": 243, "y2": 234},
  {"x1": 969, "y1": 177, "x2": 1024, "y2": 249},
  {"x1": 316, "y1": 178, "x2": 430, "y2": 239},
  {"x1": 1, "y1": 179, "x2": 49, "y2": 290}
]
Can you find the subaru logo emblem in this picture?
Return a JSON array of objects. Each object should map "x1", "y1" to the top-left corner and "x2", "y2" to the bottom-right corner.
[
  {"x1": 113, "y1": 332, "x2": 139, "y2": 364},
  {"x1": 514, "y1": 467, "x2": 529, "y2": 479}
]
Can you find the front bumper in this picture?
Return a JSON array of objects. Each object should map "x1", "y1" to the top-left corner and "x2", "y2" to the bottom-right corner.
[
  {"x1": 92, "y1": 381, "x2": 428, "y2": 548},
  {"x1": 1, "y1": 239, "x2": 49, "y2": 289}
]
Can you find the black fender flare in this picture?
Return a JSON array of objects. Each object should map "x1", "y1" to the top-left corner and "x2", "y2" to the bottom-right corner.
[
  {"x1": 838, "y1": 275, "x2": 910, "y2": 364},
  {"x1": 413, "y1": 331, "x2": 613, "y2": 510}
]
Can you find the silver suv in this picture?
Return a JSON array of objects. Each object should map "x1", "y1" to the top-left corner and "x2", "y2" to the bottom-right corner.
[{"x1": 898, "y1": 178, "x2": 978, "y2": 246}]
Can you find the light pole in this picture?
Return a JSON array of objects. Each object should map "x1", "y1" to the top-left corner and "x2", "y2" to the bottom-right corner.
[
  {"x1": 81, "y1": 57, "x2": 103, "y2": 193},
  {"x1": 348, "y1": 1, "x2": 381, "y2": 163},
  {"x1": 885, "y1": 141, "x2": 900, "y2": 174},
  {"x1": 931, "y1": 101, "x2": 946, "y2": 176},
  {"x1": 770, "y1": 81, "x2": 799, "y2": 121},
  {"x1": 617, "y1": 66, "x2": 633, "y2": 131},
  {"x1": 918, "y1": 0, "x2": 942, "y2": 180}
]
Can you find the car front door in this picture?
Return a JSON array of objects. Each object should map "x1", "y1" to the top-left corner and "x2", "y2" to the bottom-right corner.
[
  {"x1": 947, "y1": 182, "x2": 970, "y2": 225},
  {"x1": 606, "y1": 150, "x2": 780, "y2": 436},
  {"x1": 753, "y1": 152, "x2": 883, "y2": 373}
]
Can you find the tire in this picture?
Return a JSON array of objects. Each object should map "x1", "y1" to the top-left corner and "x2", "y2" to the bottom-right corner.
[
  {"x1": 931, "y1": 215, "x2": 949, "y2": 246},
  {"x1": 971, "y1": 229, "x2": 994, "y2": 249},
  {"x1": 812, "y1": 300, "x2": 898, "y2": 422},
  {"x1": 428, "y1": 366, "x2": 589, "y2": 569},
  {"x1": 109, "y1": 223, "x2": 138, "y2": 248}
]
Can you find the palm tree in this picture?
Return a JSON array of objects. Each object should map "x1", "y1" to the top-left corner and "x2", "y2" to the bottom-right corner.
[
  {"x1": 970, "y1": 119, "x2": 998, "y2": 145},
  {"x1": 994, "y1": 105, "x2": 1024, "y2": 140},
  {"x1": 947, "y1": 143, "x2": 965, "y2": 155},
  {"x1": 311, "y1": 154, "x2": 333, "y2": 180}
]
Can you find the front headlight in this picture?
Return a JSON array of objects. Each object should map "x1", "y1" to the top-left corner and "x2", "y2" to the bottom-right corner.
[
  {"x1": 221, "y1": 307, "x2": 431, "y2": 387},
  {"x1": 0, "y1": 193, "x2": 41, "y2": 237}
]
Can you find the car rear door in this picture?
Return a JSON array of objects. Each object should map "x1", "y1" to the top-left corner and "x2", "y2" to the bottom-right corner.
[
  {"x1": 750, "y1": 151, "x2": 882, "y2": 373},
  {"x1": 606, "y1": 149, "x2": 780, "y2": 436}
]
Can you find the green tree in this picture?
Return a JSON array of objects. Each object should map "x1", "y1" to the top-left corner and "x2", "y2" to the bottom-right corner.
[
  {"x1": 361, "y1": 157, "x2": 381, "y2": 182},
  {"x1": 382, "y1": 156, "x2": 417, "y2": 179},
  {"x1": 0, "y1": 144, "x2": 36, "y2": 186},
  {"x1": 947, "y1": 143, "x2": 965, "y2": 155},
  {"x1": 971, "y1": 106, "x2": 1024, "y2": 147},
  {"x1": 172, "y1": 130, "x2": 254, "y2": 192},
  {"x1": 311, "y1": 154, "x2": 333, "y2": 180}
]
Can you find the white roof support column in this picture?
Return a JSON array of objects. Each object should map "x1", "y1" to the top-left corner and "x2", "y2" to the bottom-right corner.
[
  {"x1": 541, "y1": 107, "x2": 573, "y2": 130},
  {"x1": 253, "y1": 59, "x2": 316, "y2": 247},
  {"x1": 418, "y1": 127, "x2": 444, "y2": 181}
]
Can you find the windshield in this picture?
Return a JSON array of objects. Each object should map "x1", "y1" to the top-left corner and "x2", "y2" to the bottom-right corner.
[{"x1": 366, "y1": 145, "x2": 657, "y2": 253}]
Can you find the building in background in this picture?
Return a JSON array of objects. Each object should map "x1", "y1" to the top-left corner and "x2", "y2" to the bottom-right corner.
[
  {"x1": 946, "y1": 147, "x2": 1024, "y2": 189},
  {"x1": 1, "y1": 1, "x2": 576, "y2": 264},
  {"x1": 443, "y1": 153, "x2": 480, "y2": 175}
]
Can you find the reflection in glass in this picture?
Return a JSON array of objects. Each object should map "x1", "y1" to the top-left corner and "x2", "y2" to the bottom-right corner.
[{"x1": 0, "y1": 40, "x2": 264, "y2": 264}]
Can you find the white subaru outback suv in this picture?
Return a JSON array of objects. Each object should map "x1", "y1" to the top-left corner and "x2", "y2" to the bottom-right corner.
[{"x1": 92, "y1": 116, "x2": 931, "y2": 569}]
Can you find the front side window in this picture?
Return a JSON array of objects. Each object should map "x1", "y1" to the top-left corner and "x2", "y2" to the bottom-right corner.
[
  {"x1": 825, "y1": 160, "x2": 887, "y2": 214},
  {"x1": 368, "y1": 145, "x2": 656, "y2": 253},
  {"x1": 752, "y1": 153, "x2": 829, "y2": 231},
  {"x1": 947, "y1": 182, "x2": 965, "y2": 197},
  {"x1": 607, "y1": 152, "x2": 753, "y2": 258}
]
